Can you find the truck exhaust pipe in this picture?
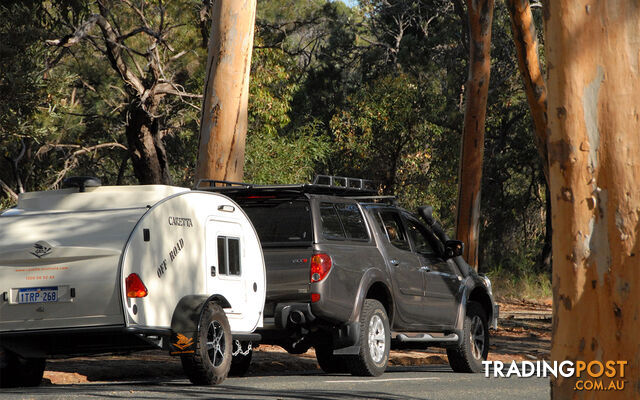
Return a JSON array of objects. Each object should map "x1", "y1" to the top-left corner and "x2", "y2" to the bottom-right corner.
[{"x1": 289, "y1": 310, "x2": 306, "y2": 326}]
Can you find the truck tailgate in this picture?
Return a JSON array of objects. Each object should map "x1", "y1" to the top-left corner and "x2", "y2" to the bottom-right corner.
[
  {"x1": 0, "y1": 208, "x2": 145, "y2": 332},
  {"x1": 263, "y1": 247, "x2": 313, "y2": 317}
]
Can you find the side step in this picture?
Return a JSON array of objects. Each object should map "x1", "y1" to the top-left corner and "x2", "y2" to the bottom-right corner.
[{"x1": 393, "y1": 332, "x2": 459, "y2": 343}]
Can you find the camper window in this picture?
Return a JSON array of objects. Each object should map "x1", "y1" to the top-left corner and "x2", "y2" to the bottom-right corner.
[{"x1": 217, "y1": 236, "x2": 241, "y2": 276}]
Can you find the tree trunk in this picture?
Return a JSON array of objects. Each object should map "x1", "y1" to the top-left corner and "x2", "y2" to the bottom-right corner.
[
  {"x1": 195, "y1": 0, "x2": 257, "y2": 183},
  {"x1": 508, "y1": 0, "x2": 552, "y2": 278},
  {"x1": 455, "y1": 0, "x2": 494, "y2": 270},
  {"x1": 125, "y1": 102, "x2": 172, "y2": 185},
  {"x1": 545, "y1": 1, "x2": 640, "y2": 398},
  {"x1": 507, "y1": 0, "x2": 549, "y2": 182}
]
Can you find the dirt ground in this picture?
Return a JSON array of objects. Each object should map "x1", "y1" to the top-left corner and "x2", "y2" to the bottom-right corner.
[{"x1": 42, "y1": 299, "x2": 551, "y2": 385}]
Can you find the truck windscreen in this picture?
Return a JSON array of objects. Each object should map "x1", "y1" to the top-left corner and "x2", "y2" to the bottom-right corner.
[{"x1": 242, "y1": 200, "x2": 313, "y2": 247}]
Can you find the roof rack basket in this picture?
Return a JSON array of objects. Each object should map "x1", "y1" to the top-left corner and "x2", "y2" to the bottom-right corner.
[{"x1": 313, "y1": 175, "x2": 376, "y2": 192}]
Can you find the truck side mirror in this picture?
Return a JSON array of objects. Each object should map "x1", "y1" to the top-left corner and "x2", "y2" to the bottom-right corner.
[{"x1": 444, "y1": 240, "x2": 464, "y2": 259}]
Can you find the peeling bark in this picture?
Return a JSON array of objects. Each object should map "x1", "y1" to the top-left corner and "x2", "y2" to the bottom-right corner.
[
  {"x1": 455, "y1": 0, "x2": 495, "y2": 270},
  {"x1": 195, "y1": 0, "x2": 257, "y2": 183},
  {"x1": 545, "y1": 1, "x2": 640, "y2": 398}
]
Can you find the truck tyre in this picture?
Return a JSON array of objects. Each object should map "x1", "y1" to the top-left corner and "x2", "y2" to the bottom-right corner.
[
  {"x1": 229, "y1": 341, "x2": 253, "y2": 377},
  {"x1": 180, "y1": 302, "x2": 232, "y2": 385},
  {"x1": 315, "y1": 342, "x2": 348, "y2": 374},
  {"x1": 447, "y1": 301, "x2": 489, "y2": 373},
  {"x1": 0, "y1": 349, "x2": 45, "y2": 388},
  {"x1": 346, "y1": 299, "x2": 390, "y2": 377}
]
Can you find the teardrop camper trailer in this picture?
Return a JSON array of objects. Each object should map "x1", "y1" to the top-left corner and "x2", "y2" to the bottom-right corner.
[{"x1": 0, "y1": 179, "x2": 266, "y2": 386}]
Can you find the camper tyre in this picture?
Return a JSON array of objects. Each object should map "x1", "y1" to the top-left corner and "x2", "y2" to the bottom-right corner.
[
  {"x1": 180, "y1": 302, "x2": 232, "y2": 385},
  {"x1": 0, "y1": 349, "x2": 46, "y2": 388}
]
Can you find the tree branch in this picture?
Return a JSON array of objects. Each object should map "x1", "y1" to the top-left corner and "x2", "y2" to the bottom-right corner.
[
  {"x1": 46, "y1": 14, "x2": 146, "y2": 96},
  {"x1": 0, "y1": 178, "x2": 18, "y2": 203},
  {"x1": 36, "y1": 142, "x2": 127, "y2": 159}
]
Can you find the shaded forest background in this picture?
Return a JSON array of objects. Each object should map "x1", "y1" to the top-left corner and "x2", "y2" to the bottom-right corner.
[{"x1": 0, "y1": 0, "x2": 550, "y2": 298}]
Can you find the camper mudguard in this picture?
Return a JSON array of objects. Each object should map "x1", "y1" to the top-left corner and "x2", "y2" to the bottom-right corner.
[{"x1": 169, "y1": 294, "x2": 230, "y2": 355}]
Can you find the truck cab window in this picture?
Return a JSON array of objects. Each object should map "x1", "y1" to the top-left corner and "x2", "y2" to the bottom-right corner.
[
  {"x1": 404, "y1": 218, "x2": 436, "y2": 256},
  {"x1": 378, "y1": 211, "x2": 411, "y2": 251}
]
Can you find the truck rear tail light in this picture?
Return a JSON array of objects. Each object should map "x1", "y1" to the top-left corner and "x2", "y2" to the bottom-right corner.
[
  {"x1": 126, "y1": 273, "x2": 148, "y2": 298},
  {"x1": 310, "y1": 253, "x2": 331, "y2": 283},
  {"x1": 311, "y1": 293, "x2": 321, "y2": 303}
]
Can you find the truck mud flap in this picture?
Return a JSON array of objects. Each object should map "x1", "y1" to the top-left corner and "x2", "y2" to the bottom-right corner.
[{"x1": 332, "y1": 322, "x2": 361, "y2": 355}]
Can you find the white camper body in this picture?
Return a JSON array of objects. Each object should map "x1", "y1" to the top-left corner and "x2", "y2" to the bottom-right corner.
[{"x1": 0, "y1": 183, "x2": 265, "y2": 386}]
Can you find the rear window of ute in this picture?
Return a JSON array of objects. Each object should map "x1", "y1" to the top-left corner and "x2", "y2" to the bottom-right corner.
[{"x1": 320, "y1": 202, "x2": 369, "y2": 241}]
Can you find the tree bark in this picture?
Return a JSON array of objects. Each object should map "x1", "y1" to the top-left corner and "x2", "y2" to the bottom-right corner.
[
  {"x1": 506, "y1": 0, "x2": 549, "y2": 182},
  {"x1": 455, "y1": 0, "x2": 494, "y2": 270},
  {"x1": 545, "y1": 1, "x2": 640, "y2": 398},
  {"x1": 125, "y1": 102, "x2": 171, "y2": 185},
  {"x1": 195, "y1": 0, "x2": 257, "y2": 183}
]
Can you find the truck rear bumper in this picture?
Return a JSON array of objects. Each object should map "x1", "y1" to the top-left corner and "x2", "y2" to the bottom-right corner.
[{"x1": 267, "y1": 302, "x2": 359, "y2": 351}]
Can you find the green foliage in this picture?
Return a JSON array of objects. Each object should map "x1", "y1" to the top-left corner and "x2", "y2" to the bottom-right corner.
[
  {"x1": 328, "y1": 73, "x2": 457, "y2": 223},
  {"x1": 245, "y1": 34, "x2": 330, "y2": 184},
  {"x1": 487, "y1": 260, "x2": 552, "y2": 301},
  {"x1": 245, "y1": 123, "x2": 330, "y2": 184}
]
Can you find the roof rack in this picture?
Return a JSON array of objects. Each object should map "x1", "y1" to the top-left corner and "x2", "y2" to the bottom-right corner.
[
  {"x1": 194, "y1": 175, "x2": 378, "y2": 197},
  {"x1": 347, "y1": 195, "x2": 397, "y2": 205},
  {"x1": 195, "y1": 179, "x2": 251, "y2": 189}
]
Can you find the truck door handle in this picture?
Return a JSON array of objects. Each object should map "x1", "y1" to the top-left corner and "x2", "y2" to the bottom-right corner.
[
  {"x1": 390, "y1": 259, "x2": 400, "y2": 266},
  {"x1": 420, "y1": 266, "x2": 431, "y2": 272},
  {"x1": 211, "y1": 266, "x2": 217, "y2": 277}
]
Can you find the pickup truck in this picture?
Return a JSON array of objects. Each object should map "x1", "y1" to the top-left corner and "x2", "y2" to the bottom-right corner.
[
  {"x1": 199, "y1": 175, "x2": 498, "y2": 377},
  {"x1": 0, "y1": 178, "x2": 266, "y2": 387}
]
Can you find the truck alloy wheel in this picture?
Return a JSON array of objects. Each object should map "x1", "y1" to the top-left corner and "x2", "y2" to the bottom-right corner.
[
  {"x1": 347, "y1": 299, "x2": 390, "y2": 376},
  {"x1": 180, "y1": 302, "x2": 232, "y2": 385},
  {"x1": 447, "y1": 301, "x2": 489, "y2": 373}
]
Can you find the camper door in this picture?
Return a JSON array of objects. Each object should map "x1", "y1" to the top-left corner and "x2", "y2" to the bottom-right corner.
[{"x1": 206, "y1": 219, "x2": 247, "y2": 322}]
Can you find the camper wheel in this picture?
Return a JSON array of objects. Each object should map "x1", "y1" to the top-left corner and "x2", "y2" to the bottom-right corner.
[
  {"x1": 180, "y1": 302, "x2": 232, "y2": 385},
  {"x1": 0, "y1": 349, "x2": 46, "y2": 388}
]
